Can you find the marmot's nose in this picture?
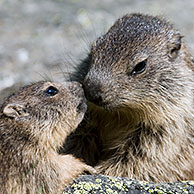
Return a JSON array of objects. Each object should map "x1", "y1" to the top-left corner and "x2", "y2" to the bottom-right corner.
[{"x1": 83, "y1": 79, "x2": 103, "y2": 106}]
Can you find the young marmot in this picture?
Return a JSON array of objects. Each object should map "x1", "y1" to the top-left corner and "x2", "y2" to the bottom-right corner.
[
  {"x1": 64, "y1": 13, "x2": 194, "y2": 182},
  {"x1": 0, "y1": 81, "x2": 95, "y2": 194}
]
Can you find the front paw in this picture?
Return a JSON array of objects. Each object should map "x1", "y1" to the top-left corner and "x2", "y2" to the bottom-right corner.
[
  {"x1": 81, "y1": 163, "x2": 96, "y2": 175},
  {"x1": 60, "y1": 155, "x2": 96, "y2": 177}
]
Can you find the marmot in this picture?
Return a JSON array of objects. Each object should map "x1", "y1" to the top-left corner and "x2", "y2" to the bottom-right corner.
[
  {"x1": 64, "y1": 13, "x2": 194, "y2": 182},
  {"x1": 0, "y1": 81, "x2": 95, "y2": 194}
]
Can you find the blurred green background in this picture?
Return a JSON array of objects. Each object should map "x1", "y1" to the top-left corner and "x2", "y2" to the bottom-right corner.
[{"x1": 0, "y1": 0, "x2": 194, "y2": 103}]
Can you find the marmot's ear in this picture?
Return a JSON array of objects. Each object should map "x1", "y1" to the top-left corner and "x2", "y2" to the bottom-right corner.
[
  {"x1": 168, "y1": 32, "x2": 183, "y2": 60},
  {"x1": 3, "y1": 103, "x2": 29, "y2": 118}
]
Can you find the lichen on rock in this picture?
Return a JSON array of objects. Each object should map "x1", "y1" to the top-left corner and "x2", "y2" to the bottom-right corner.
[{"x1": 63, "y1": 174, "x2": 194, "y2": 194}]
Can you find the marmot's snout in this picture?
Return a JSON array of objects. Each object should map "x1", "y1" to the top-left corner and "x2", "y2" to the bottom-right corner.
[
  {"x1": 83, "y1": 69, "x2": 118, "y2": 108},
  {"x1": 66, "y1": 82, "x2": 85, "y2": 100},
  {"x1": 83, "y1": 78, "x2": 103, "y2": 106}
]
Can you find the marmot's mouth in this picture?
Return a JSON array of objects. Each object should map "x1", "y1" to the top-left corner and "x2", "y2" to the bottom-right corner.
[
  {"x1": 77, "y1": 98, "x2": 87, "y2": 113},
  {"x1": 89, "y1": 99, "x2": 122, "y2": 112}
]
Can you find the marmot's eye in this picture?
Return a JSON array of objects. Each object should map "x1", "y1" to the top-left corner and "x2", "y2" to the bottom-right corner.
[
  {"x1": 45, "y1": 86, "x2": 59, "y2": 96},
  {"x1": 131, "y1": 59, "x2": 147, "y2": 76}
]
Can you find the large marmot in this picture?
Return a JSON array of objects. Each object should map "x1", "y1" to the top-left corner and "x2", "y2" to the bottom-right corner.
[{"x1": 64, "y1": 13, "x2": 194, "y2": 182}]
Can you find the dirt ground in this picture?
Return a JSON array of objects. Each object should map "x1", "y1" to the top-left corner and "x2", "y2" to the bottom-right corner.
[{"x1": 0, "y1": 0, "x2": 194, "y2": 103}]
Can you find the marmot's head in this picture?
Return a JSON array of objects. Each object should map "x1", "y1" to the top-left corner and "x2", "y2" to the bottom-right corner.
[
  {"x1": 1, "y1": 81, "x2": 86, "y2": 144},
  {"x1": 81, "y1": 14, "x2": 192, "y2": 114}
]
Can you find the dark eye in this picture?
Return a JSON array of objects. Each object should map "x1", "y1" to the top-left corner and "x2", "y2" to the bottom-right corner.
[
  {"x1": 45, "y1": 86, "x2": 59, "y2": 96},
  {"x1": 131, "y1": 59, "x2": 147, "y2": 76}
]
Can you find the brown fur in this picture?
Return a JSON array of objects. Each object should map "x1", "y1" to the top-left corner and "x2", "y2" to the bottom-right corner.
[
  {"x1": 0, "y1": 81, "x2": 95, "y2": 194},
  {"x1": 64, "y1": 13, "x2": 194, "y2": 182}
]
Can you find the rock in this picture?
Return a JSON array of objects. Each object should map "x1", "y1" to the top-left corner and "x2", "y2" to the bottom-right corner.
[{"x1": 64, "y1": 174, "x2": 194, "y2": 194}]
